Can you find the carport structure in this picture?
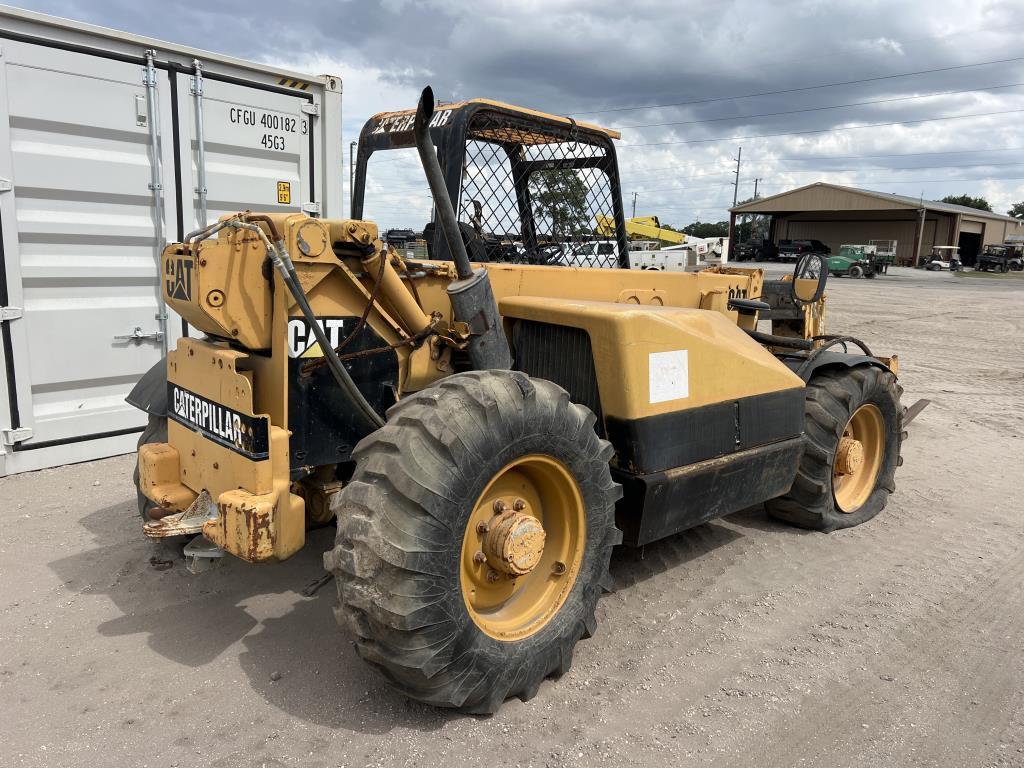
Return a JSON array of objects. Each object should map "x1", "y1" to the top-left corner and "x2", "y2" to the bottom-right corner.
[{"x1": 729, "y1": 182, "x2": 1024, "y2": 266}]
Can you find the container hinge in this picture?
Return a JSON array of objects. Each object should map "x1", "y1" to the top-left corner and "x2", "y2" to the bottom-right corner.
[
  {"x1": 142, "y1": 67, "x2": 156, "y2": 88},
  {"x1": 301, "y1": 102, "x2": 320, "y2": 116},
  {"x1": 301, "y1": 201, "x2": 321, "y2": 216},
  {"x1": 189, "y1": 75, "x2": 203, "y2": 97},
  {"x1": 0, "y1": 178, "x2": 12, "y2": 193},
  {"x1": 2, "y1": 427, "x2": 32, "y2": 446},
  {"x1": 0, "y1": 306, "x2": 22, "y2": 322}
]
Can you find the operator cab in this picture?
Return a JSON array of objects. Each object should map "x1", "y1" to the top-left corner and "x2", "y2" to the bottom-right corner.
[{"x1": 353, "y1": 99, "x2": 630, "y2": 268}]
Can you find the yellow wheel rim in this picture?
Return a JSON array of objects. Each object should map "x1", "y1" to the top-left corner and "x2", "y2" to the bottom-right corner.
[
  {"x1": 460, "y1": 454, "x2": 585, "y2": 641},
  {"x1": 832, "y1": 404, "x2": 885, "y2": 512}
]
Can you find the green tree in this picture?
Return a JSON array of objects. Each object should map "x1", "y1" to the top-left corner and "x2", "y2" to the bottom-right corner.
[
  {"x1": 732, "y1": 196, "x2": 764, "y2": 243},
  {"x1": 940, "y1": 194, "x2": 993, "y2": 212},
  {"x1": 1007, "y1": 201, "x2": 1024, "y2": 219},
  {"x1": 529, "y1": 169, "x2": 589, "y2": 238},
  {"x1": 681, "y1": 220, "x2": 729, "y2": 238}
]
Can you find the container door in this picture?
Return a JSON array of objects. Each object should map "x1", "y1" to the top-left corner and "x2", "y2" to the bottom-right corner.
[
  {"x1": 175, "y1": 69, "x2": 315, "y2": 232},
  {"x1": 0, "y1": 42, "x2": 177, "y2": 474}
]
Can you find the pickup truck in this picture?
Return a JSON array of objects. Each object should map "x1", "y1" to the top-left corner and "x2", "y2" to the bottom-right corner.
[{"x1": 777, "y1": 239, "x2": 831, "y2": 262}]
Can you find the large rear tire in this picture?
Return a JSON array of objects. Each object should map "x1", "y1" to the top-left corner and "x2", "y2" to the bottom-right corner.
[
  {"x1": 326, "y1": 370, "x2": 621, "y2": 713},
  {"x1": 133, "y1": 414, "x2": 167, "y2": 521},
  {"x1": 766, "y1": 367, "x2": 902, "y2": 532}
]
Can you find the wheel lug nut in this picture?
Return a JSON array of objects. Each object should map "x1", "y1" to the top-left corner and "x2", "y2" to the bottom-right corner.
[
  {"x1": 492, "y1": 499, "x2": 506, "y2": 513},
  {"x1": 552, "y1": 561, "x2": 567, "y2": 576},
  {"x1": 513, "y1": 499, "x2": 526, "y2": 511},
  {"x1": 476, "y1": 521, "x2": 489, "y2": 534},
  {"x1": 486, "y1": 569, "x2": 501, "y2": 583},
  {"x1": 473, "y1": 551, "x2": 486, "y2": 564}
]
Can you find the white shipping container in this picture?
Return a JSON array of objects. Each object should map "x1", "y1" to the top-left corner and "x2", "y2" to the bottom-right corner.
[{"x1": 0, "y1": 6, "x2": 343, "y2": 475}]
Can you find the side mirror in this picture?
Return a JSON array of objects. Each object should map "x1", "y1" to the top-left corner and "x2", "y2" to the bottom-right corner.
[{"x1": 792, "y1": 253, "x2": 828, "y2": 305}]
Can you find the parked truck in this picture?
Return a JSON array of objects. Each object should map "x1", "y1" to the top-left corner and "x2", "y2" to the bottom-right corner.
[{"x1": 828, "y1": 244, "x2": 893, "y2": 279}]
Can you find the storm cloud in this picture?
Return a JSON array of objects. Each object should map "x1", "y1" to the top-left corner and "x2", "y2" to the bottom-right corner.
[{"x1": 16, "y1": 0, "x2": 1024, "y2": 227}]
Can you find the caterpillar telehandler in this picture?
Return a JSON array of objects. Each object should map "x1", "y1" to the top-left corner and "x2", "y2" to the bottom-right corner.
[{"x1": 129, "y1": 87, "x2": 905, "y2": 714}]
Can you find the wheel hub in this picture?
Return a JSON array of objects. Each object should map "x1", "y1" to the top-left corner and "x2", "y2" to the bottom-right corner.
[
  {"x1": 835, "y1": 436, "x2": 864, "y2": 475},
  {"x1": 460, "y1": 454, "x2": 585, "y2": 641},
  {"x1": 832, "y1": 404, "x2": 885, "y2": 513},
  {"x1": 483, "y1": 507, "x2": 546, "y2": 576}
]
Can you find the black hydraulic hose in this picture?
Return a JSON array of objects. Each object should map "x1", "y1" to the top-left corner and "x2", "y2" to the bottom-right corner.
[
  {"x1": 413, "y1": 86, "x2": 474, "y2": 280},
  {"x1": 810, "y1": 334, "x2": 873, "y2": 357},
  {"x1": 795, "y1": 335, "x2": 875, "y2": 377},
  {"x1": 231, "y1": 220, "x2": 384, "y2": 431},
  {"x1": 744, "y1": 329, "x2": 814, "y2": 350}
]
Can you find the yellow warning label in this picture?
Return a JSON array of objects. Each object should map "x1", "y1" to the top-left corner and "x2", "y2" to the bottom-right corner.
[{"x1": 277, "y1": 181, "x2": 291, "y2": 205}]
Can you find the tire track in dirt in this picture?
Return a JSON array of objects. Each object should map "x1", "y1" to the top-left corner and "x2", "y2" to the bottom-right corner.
[{"x1": 741, "y1": 548, "x2": 1024, "y2": 768}]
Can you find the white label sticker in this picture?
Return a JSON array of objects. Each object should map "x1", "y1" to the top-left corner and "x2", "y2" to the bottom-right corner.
[{"x1": 649, "y1": 350, "x2": 689, "y2": 403}]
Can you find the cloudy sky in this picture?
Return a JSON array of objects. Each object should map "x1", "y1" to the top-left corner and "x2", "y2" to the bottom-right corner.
[{"x1": 14, "y1": 0, "x2": 1024, "y2": 229}]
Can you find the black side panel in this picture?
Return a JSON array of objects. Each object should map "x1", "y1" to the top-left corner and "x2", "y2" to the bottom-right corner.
[
  {"x1": 511, "y1": 319, "x2": 604, "y2": 435},
  {"x1": 288, "y1": 320, "x2": 398, "y2": 474},
  {"x1": 605, "y1": 387, "x2": 805, "y2": 475},
  {"x1": 0, "y1": 207, "x2": 20, "y2": 433},
  {"x1": 615, "y1": 437, "x2": 804, "y2": 546},
  {"x1": 126, "y1": 360, "x2": 169, "y2": 417}
]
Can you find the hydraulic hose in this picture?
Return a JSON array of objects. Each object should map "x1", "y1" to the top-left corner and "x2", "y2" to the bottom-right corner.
[
  {"x1": 228, "y1": 219, "x2": 385, "y2": 431},
  {"x1": 743, "y1": 329, "x2": 814, "y2": 350}
]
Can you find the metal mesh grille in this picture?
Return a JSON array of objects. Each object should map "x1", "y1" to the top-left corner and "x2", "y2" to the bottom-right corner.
[{"x1": 458, "y1": 111, "x2": 623, "y2": 268}]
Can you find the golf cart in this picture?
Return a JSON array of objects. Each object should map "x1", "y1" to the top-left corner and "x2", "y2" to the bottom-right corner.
[
  {"x1": 924, "y1": 246, "x2": 961, "y2": 272},
  {"x1": 828, "y1": 244, "x2": 880, "y2": 279}
]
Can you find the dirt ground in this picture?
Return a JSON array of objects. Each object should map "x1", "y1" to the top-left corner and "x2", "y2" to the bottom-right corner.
[{"x1": 2, "y1": 266, "x2": 1023, "y2": 768}]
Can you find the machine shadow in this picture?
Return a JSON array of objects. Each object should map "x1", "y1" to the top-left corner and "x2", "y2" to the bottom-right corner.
[
  {"x1": 608, "y1": 505, "x2": 809, "y2": 591},
  {"x1": 47, "y1": 495, "x2": 809, "y2": 734},
  {"x1": 609, "y1": 519, "x2": 743, "y2": 590},
  {"x1": 47, "y1": 499, "x2": 459, "y2": 734}
]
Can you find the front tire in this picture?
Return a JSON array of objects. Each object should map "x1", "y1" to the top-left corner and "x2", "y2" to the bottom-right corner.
[
  {"x1": 849, "y1": 265, "x2": 864, "y2": 279},
  {"x1": 326, "y1": 371, "x2": 621, "y2": 713},
  {"x1": 766, "y1": 367, "x2": 902, "y2": 532}
]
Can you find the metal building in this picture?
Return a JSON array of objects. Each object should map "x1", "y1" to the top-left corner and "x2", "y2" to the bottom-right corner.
[{"x1": 729, "y1": 182, "x2": 1024, "y2": 266}]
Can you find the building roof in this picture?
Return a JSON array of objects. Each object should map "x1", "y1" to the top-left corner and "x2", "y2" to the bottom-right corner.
[{"x1": 730, "y1": 182, "x2": 1020, "y2": 223}]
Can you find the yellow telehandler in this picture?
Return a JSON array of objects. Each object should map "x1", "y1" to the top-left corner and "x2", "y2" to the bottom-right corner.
[{"x1": 129, "y1": 87, "x2": 905, "y2": 713}]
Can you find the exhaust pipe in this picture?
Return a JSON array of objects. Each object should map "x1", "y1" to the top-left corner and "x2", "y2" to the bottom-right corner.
[{"x1": 413, "y1": 86, "x2": 512, "y2": 371}]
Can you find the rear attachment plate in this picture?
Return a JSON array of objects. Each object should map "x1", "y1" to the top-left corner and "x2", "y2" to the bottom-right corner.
[{"x1": 144, "y1": 489, "x2": 218, "y2": 539}]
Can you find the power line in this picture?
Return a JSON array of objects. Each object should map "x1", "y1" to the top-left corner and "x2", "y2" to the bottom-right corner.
[
  {"x1": 626, "y1": 107, "x2": 1024, "y2": 147},
  {"x1": 572, "y1": 55, "x2": 1024, "y2": 116},
  {"x1": 617, "y1": 81, "x2": 1024, "y2": 130},
  {"x1": 625, "y1": 159, "x2": 1024, "y2": 185},
  {"x1": 635, "y1": 174, "x2": 1024, "y2": 197},
  {"x1": 619, "y1": 147, "x2": 1024, "y2": 180},
  {"x1": 778, "y1": 146, "x2": 1024, "y2": 161},
  {"x1": 760, "y1": 160, "x2": 1024, "y2": 174}
]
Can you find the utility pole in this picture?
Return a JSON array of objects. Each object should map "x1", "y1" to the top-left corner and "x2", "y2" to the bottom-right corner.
[
  {"x1": 631, "y1": 191, "x2": 638, "y2": 219},
  {"x1": 732, "y1": 146, "x2": 742, "y2": 207},
  {"x1": 751, "y1": 177, "x2": 760, "y2": 241},
  {"x1": 349, "y1": 140, "x2": 357, "y2": 216}
]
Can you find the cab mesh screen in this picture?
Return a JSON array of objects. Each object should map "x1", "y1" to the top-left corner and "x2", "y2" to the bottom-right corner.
[{"x1": 458, "y1": 111, "x2": 623, "y2": 269}]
